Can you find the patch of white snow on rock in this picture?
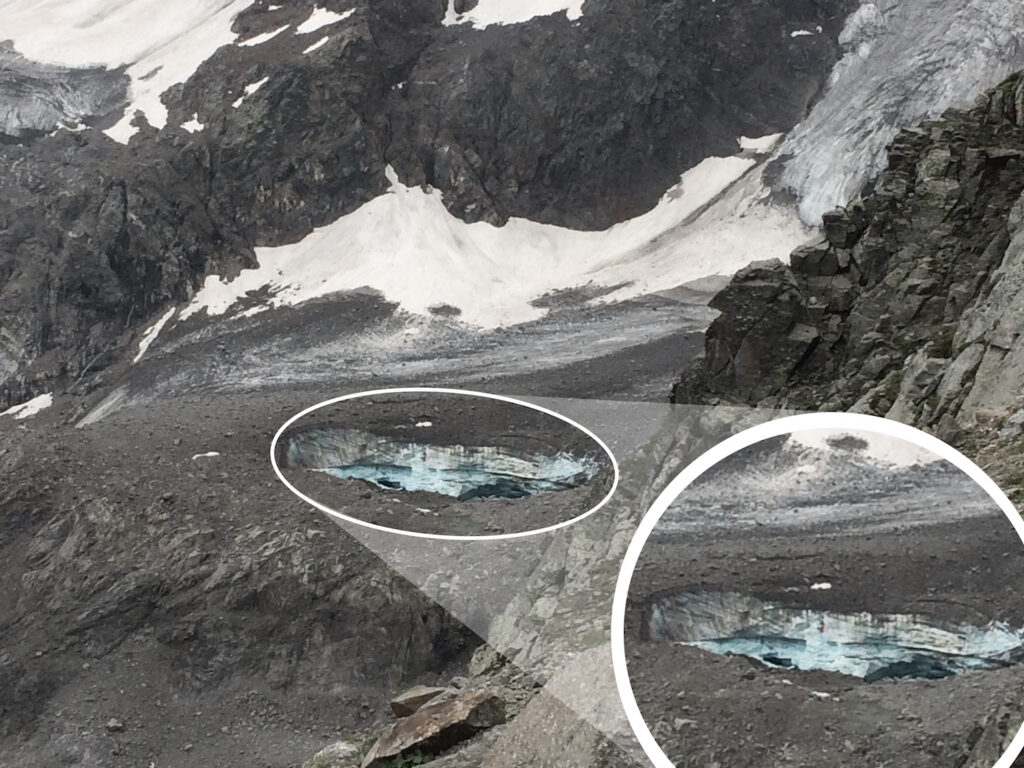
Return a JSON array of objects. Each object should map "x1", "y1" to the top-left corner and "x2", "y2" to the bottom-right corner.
[
  {"x1": 443, "y1": 0, "x2": 585, "y2": 28},
  {"x1": 2, "y1": 393, "x2": 53, "y2": 420},
  {"x1": 134, "y1": 308, "x2": 177, "y2": 363},
  {"x1": 296, "y1": 7, "x2": 355, "y2": 34}
]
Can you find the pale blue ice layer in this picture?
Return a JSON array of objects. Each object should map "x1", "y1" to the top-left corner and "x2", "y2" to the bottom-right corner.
[
  {"x1": 692, "y1": 636, "x2": 1006, "y2": 678},
  {"x1": 318, "y1": 452, "x2": 598, "y2": 499}
]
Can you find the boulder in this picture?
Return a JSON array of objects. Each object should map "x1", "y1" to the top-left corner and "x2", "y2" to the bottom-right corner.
[{"x1": 362, "y1": 689, "x2": 506, "y2": 768}]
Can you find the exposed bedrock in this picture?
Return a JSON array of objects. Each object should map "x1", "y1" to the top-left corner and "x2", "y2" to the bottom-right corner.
[{"x1": 674, "y1": 73, "x2": 1024, "y2": 448}]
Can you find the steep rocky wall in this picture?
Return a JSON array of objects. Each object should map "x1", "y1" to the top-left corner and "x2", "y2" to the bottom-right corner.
[{"x1": 674, "y1": 73, "x2": 1024, "y2": 451}]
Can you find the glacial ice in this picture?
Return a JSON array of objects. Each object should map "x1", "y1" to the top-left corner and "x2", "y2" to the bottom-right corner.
[
  {"x1": 777, "y1": 0, "x2": 1024, "y2": 225},
  {"x1": 650, "y1": 591, "x2": 1024, "y2": 680},
  {"x1": 286, "y1": 427, "x2": 603, "y2": 500}
]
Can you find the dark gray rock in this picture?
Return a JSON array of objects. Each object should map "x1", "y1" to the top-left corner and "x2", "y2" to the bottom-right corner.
[{"x1": 673, "y1": 71, "x2": 1024, "y2": 435}]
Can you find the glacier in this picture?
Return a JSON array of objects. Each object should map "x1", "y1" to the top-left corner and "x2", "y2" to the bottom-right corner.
[{"x1": 776, "y1": 0, "x2": 1024, "y2": 225}]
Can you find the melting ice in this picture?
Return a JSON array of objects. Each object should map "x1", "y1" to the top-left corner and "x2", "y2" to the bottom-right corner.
[
  {"x1": 286, "y1": 427, "x2": 603, "y2": 501},
  {"x1": 649, "y1": 591, "x2": 1024, "y2": 682}
]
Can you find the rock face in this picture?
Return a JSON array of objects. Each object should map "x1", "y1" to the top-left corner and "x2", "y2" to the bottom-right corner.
[
  {"x1": 674, "y1": 72, "x2": 1024, "y2": 445},
  {"x1": 0, "y1": 0, "x2": 854, "y2": 408}
]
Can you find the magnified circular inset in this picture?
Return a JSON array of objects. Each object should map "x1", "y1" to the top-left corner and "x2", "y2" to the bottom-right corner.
[
  {"x1": 271, "y1": 387, "x2": 618, "y2": 540},
  {"x1": 613, "y1": 413, "x2": 1024, "y2": 768}
]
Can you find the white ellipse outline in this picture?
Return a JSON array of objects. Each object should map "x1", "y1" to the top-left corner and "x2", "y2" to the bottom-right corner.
[
  {"x1": 270, "y1": 386, "x2": 620, "y2": 541},
  {"x1": 611, "y1": 412, "x2": 1024, "y2": 768}
]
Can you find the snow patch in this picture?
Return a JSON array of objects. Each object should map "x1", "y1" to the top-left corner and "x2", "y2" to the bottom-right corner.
[
  {"x1": 236, "y1": 23, "x2": 290, "y2": 46},
  {"x1": 790, "y1": 29, "x2": 816, "y2": 37},
  {"x1": 134, "y1": 308, "x2": 177, "y2": 363},
  {"x1": 1, "y1": 393, "x2": 53, "y2": 420},
  {"x1": 444, "y1": 0, "x2": 585, "y2": 28},
  {"x1": 192, "y1": 451, "x2": 222, "y2": 460},
  {"x1": 232, "y1": 76, "x2": 270, "y2": 107},
  {"x1": 738, "y1": 133, "x2": 783, "y2": 153},
  {"x1": 181, "y1": 114, "x2": 204, "y2": 133},
  {"x1": 810, "y1": 582, "x2": 833, "y2": 591},
  {"x1": 180, "y1": 154, "x2": 808, "y2": 328},
  {"x1": 302, "y1": 36, "x2": 331, "y2": 54},
  {"x1": 296, "y1": 7, "x2": 354, "y2": 34},
  {"x1": 415, "y1": 421, "x2": 434, "y2": 428}
]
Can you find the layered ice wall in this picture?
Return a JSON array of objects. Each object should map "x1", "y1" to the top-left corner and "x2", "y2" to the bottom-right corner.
[
  {"x1": 777, "y1": 0, "x2": 1024, "y2": 225},
  {"x1": 649, "y1": 591, "x2": 1024, "y2": 679},
  {"x1": 285, "y1": 427, "x2": 604, "y2": 499}
]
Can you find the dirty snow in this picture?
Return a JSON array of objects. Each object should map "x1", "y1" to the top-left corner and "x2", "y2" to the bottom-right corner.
[
  {"x1": 181, "y1": 155, "x2": 809, "y2": 328},
  {"x1": 296, "y1": 7, "x2": 354, "y2": 34},
  {"x1": 443, "y1": 0, "x2": 585, "y2": 28},
  {"x1": 1, "y1": 392, "x2": 53, "y2": 420},
  {"x1": 134, "y1": 308, "x2": 177, "y2": 363}
]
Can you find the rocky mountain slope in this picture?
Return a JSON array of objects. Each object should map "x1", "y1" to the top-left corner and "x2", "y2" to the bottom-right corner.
[
  {"x1": 0, "y1": 0, "x2": 854, "y2": 410},
  {"x1": 674, "y1": 72, "x2": 1024, "y2": 497}
]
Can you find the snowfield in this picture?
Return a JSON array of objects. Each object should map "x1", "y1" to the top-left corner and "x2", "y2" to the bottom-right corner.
[{"x1": 180, "y1": 146, "x2": 810, "y2": 329}]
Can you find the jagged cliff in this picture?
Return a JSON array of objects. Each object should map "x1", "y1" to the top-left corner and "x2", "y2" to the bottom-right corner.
[{"x1": 674, "y1": 73, "x2": 1024, "y2": 467}]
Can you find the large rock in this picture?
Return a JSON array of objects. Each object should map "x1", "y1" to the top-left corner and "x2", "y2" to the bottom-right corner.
[
  {"x1": 361, "y1": 689, "x2": 506, "y2": 768},
  {"x1": 673, "y1": 260, "x2": 818, "y2": 404}
]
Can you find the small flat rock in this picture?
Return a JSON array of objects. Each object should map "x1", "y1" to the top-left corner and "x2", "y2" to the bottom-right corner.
[
  {"x1": 362, "y1": 689, "x2": 506, "y2": 768},
  {"x1": 390, "y1": 685, "x2": 448, "y2": 717},
  {"x1": 105, "y1": 718, "x2": 125, "y2": 732}
]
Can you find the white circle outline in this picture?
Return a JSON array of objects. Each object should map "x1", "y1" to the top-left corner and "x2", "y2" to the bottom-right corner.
[
  {"x1": 270, "y1": 386, "x2": 620, "y2": 541},
  {"x1": 611, "y1": 412, "x2": 1024, "y2": 768}
]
